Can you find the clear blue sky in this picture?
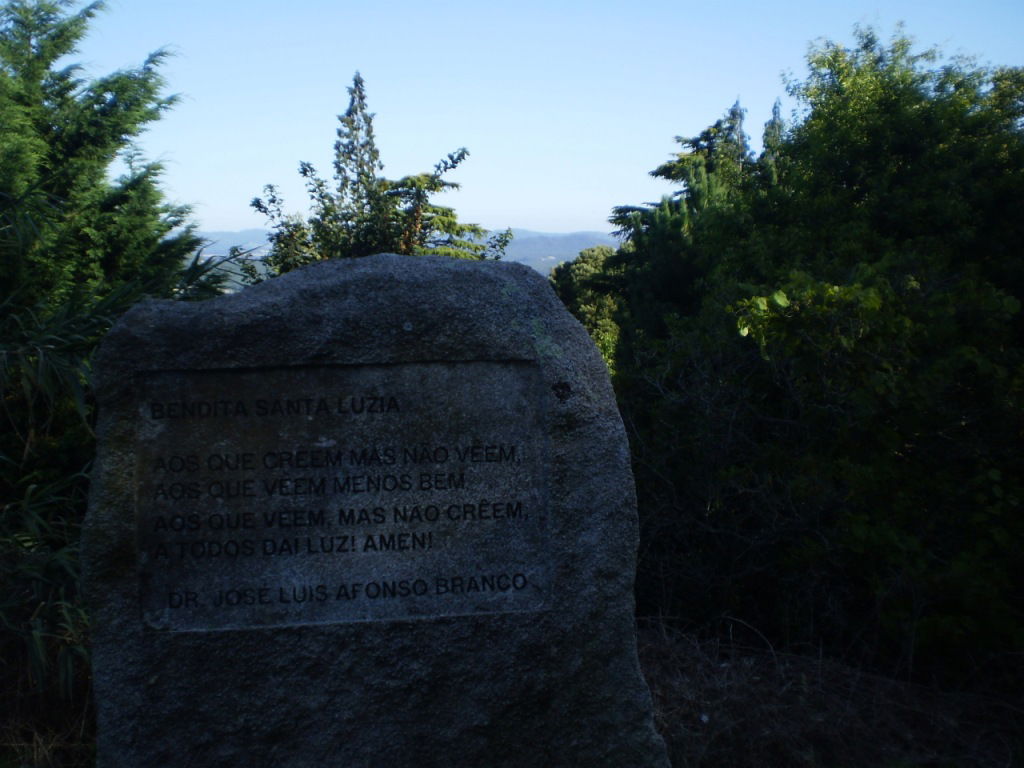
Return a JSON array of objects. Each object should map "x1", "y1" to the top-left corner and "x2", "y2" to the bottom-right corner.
[{"x1": 74, "y1": 0, "x2": 1023, "y2": 235}]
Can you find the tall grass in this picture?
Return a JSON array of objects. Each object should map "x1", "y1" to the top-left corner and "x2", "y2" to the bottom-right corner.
[{"x1": 0, "y1": 293, "x2": 118, "y2": 766}]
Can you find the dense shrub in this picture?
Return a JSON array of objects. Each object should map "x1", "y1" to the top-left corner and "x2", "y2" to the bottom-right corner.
[{"x1": 556, "y1": 28, "x2": 1024, "y2": 688}]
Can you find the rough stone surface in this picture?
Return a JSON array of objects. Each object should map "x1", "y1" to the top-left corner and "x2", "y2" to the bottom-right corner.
[{"x1": 84, "y1": 254, "x2": 669, "y2": 767}]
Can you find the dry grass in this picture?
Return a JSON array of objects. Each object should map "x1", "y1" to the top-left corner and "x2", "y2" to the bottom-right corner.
[
  {"x1": 637, "y1": 620, "x2": 1023, "y2": 767},
  {"x1": 4, "y1": 622, "x2": 1020, "y2": 767},
  {"x1": 0, "y1": 694, "x2": 93, "y2": 768}
]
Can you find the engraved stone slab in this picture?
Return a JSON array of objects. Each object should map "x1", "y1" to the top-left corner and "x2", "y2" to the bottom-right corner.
[
  {"x1": 84, "y1": 254, "x2": 669, "y2": 767},
  {"x1": 137, "y1": 362, "x2": 548, "y2": 630}
]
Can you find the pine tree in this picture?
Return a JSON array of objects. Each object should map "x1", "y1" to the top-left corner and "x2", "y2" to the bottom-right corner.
[{"x1": 249, "y1": 72, "x2": 509, "y2": 279}]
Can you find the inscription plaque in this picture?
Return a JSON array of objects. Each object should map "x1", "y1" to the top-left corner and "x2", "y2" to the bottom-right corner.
[{"x1": 137, "y1": 361, "x2": 548, "y2": 630}]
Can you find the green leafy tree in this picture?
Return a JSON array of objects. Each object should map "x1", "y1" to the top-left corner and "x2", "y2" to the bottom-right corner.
[
  {"x1": 0, "y1": 2, "x2": 224, "y2": 759},
  {"x1": 550, "y1": 245, "x2": 621, "y2": 372},
  {"x1": 726, "y1": 29, "x2": 1024, "y2": 683},
  {"x1": 248, "y1": 72, "x2": 510, "y2": 280},
  {"x1": 559, "y1": 27, "x2": 1024, "y2": 689}
]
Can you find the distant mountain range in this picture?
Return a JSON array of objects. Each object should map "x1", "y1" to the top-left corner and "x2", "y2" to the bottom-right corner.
[
  {"x1": 494, "y1": 229, "x2": 619, "y2": 273},
  {"x1": 196, "y1": 228, "x2": 619, "y2": 275}
]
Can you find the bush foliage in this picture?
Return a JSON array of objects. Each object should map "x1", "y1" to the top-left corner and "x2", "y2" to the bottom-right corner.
[{"x1": 555, "y1": 27, "x2": 1024, "y2": 688}]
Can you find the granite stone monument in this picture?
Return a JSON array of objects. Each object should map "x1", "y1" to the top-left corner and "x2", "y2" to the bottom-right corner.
[{"x1": 84, "y1": 253, "x2": 669, "y2": 766}]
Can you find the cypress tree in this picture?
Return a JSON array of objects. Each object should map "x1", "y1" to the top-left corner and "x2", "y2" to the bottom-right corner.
[{"x1": 1, "y1": 4, "x2": 217, "y2": 756}]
